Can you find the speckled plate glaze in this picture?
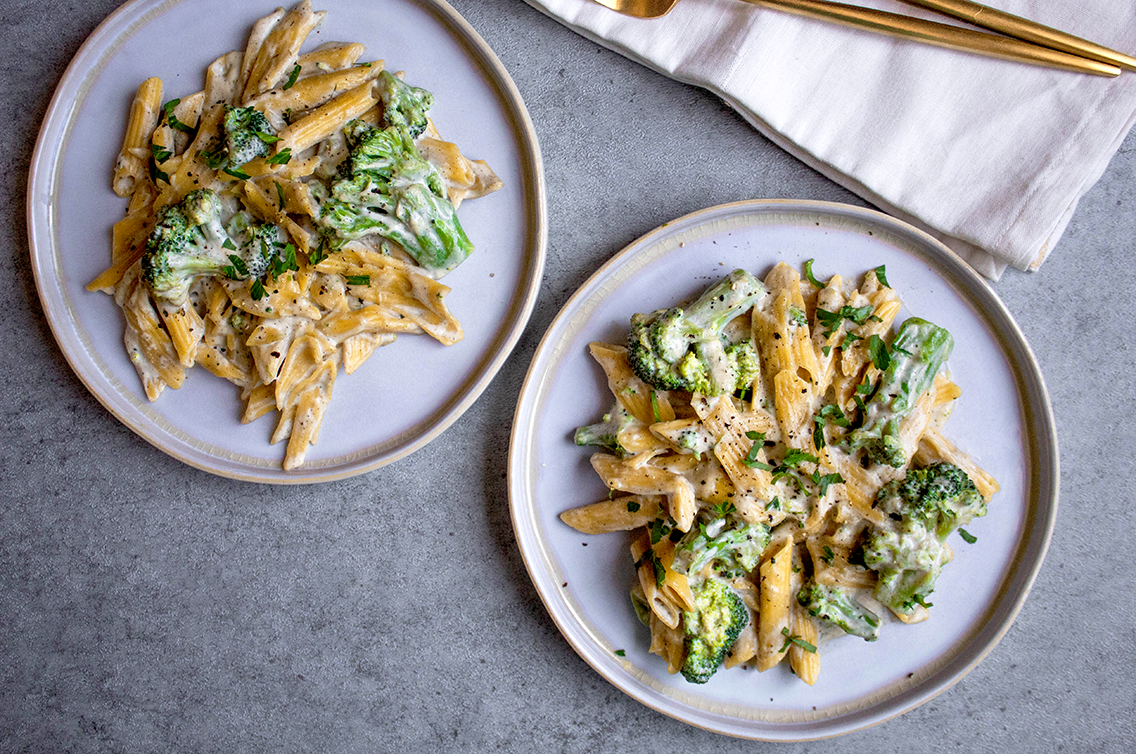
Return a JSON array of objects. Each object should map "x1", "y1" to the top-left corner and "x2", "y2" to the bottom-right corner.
[
  {"x1": 29, "y1": 0, "x2": 545, "y2": 483},
  {"x1": 508, "y1": 200, "x2": 1057, "y2": 740}
]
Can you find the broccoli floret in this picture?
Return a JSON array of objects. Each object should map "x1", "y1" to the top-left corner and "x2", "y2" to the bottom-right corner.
[
  {"x1": 222, "y1": 105, "x2": 276, "y2": 167},
  {"x1": 225, "y1": 210, "x2": 279, "y2": 280},
  {"x1": 627, "y1": 270, "x2": 766, "y2": 395},
  {"x1": 797, "y1": 583, "x2": 880, "y2": 641},
  {"x1": 574, "y1": 401, "x2": 636, "y2": 456},
  {"x1": 727, "y1": 339, "x2": 760, "y2": 391},
  {"x1": 673, "y1": 512, "x2": 771, "y2": 579},
  {"x1": 875, "y1": 462, "x2": 986, "y2": 539},
  {"x1": 863, "y1": 463, "x2": 985, "y2": 615},
  {"x1": 681, "y1": 579, "x2": 748, "y2": 684},
  {"x1": 140, "y1": 189, "x2": 281, "y2": 304},
  {"x1": 850, "y1": 318, "x2": 954, "y2": 467},
  {"x1": 318, "y1": 120, "x2": 472, "y2": 277},
  {"x1": 376, "y1": 70, "x2": 434, "y2": 138}
]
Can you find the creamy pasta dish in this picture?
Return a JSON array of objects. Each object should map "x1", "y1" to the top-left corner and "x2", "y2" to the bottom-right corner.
[
  {"x1": 562, "y1": 262, "x2": 998, "y2": 685},
  {"x1": 89, "y1": 1, "x2": 501, "y2": 470}
]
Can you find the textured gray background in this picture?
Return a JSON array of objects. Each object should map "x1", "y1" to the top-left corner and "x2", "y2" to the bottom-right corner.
[{"x1": 2, "y1": 0, "x2": 1134, "y2": 751}]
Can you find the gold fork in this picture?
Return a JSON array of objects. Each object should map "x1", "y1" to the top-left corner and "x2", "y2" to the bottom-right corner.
[{"x1": 591, "y1": 0, "x2": 1130, "y2": 76}]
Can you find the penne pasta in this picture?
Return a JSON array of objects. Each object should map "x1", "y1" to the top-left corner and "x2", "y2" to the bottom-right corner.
[
  {"x1": 93, "y1": 3, "x2": 502, "y2": 470},
  {"x1": 565, "y1": 261, "x2": 998, "y2": 689},
  {"x1": 113, "y1": 77, "x2": 163, "y2": 198}
]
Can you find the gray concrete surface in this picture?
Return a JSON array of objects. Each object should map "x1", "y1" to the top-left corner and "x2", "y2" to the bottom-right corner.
[{"x1": 2, "y1": 0, "x2": 1133, "y2": 751}]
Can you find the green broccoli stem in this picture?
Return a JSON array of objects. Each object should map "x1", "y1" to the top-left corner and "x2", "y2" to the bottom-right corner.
[
  {"x1": 655, "y1": 270, "x2": 766, "y2": 363},
  {"x1": 850, "y1": 317, "x2": 954, "y2": 467},
  {"x1": 573, "y1": 401, "x2": 635, "y2": 456},
  {"x1": 797, "y1": 583, "x2": 880, "y2": 641}
]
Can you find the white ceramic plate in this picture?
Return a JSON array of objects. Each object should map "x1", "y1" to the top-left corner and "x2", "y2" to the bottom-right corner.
[
  {"x1": 29, "y1": 0, "x2": 545, "y2": 483},
  {"x1": 509, "y1": 200, "x2": 1057, "y2": 740}
]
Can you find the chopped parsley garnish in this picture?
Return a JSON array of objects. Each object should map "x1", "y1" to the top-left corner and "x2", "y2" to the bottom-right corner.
[
  {"x1": 780, "y1": 627, "x2": 817, "y2": 654},
  {"x1": 308, "y1": 240, "x2": 330, "y2": 265},
  {"x1": 221, "y1": 254, "x2": 250, "y2": 281},
  {"x1": 222, "y1": 238, "x2": 237, "y2": 251},
  {"x1": 781, "y1": 449, "x2": 819, "y2": 467},
  {"x1": 626, "y1": 500, "x2": 641, "y2": 513},
  {"x1": 199, "y1": 147, "x2": 226, "y2": 169},
  {"x1": 250, "y1": 279, "x2": 267, "y2": 300},
  {"x1": 649, "y1": 517, "x2": 673, "y2": 546},
  {"x1": 874, "y1": 265, "x2": 890, "y2": 288},
  {"x1": 148, "y1": 157, "x2": 169, "y2": 186},
  {"x1": 868, "y1": 334, "x2": 891, "y2": 371},
  {"x1": 150, "y1": 142, "x2": 172, "y2": 163},
  {"x1": 344, "y1": 275, "x2": 371, "y2": 286},
  {"x1": 764, "y1": 449, "x2": 836, "y2": 493},
  {"x1": 907, "y1": 593, "x2": 933, "y2": 610},
  {"x1": 712, "y1": 500, "x2": 737, "y2": 518},
  {"x1": 223, "y1": 166, "x2": 251, "y2": 181},
  {"x1": 614, "y1": 649, "x2": 626, "y2": 657},
  {"x1": 636, "y1": 550, "x2": 666, "y2": 588},
  {"x1": 803, "y1": 258, "x2": 824, "y2": 289},
  {"x1": 742, "y1": 431, "x2": 773, "y2": 470},
  {"x1": 810, "y1": 471, "x2": 844, "y2": 496},
  {"x1": 812, "y1": 404, "x2": 850, "y2": 450},
  {"x1": 255, "y1": 130, "x2": 281, "y2": 144},
  {"x1": 767, "y1": 497, "x2": 781, "y2": 511},
  {"x1": 161, "y1": 98, "x2": 198, "y2": 139},
  {"x1": 274, "y1": 180, "x2": 286, "y2": 209},
  {"x1": 821, "y1": 545, "x2": 835, "y2": 564},
  {"x1": 269, "y1": 243, "x2": 298, "y2": 279},
  {"x1": 265, "y1": 148, "x2": 293, "y2": 165},
  {"x1": 958, "y1": 528, "x2": 977, "y2": 544},
  {"x1": 283, "y1": 64, "x2": 302, "y2": 90},
  {"x1": 815, "y1": 304, "x2": 874, "y2": 339}
]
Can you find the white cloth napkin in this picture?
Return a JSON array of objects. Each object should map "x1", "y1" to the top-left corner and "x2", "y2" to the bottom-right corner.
[{"x1": 524, "y1": 0, "x2": 1136, "y2": 278}]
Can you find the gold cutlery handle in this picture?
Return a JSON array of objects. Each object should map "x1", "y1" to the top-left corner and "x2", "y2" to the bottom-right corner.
[
  {"x1": 747, "y1": 0, "x2": 1120, "y2": 77},
  {"x1": 900, "y1": 0, "x2": 1136, "y2": 71}
]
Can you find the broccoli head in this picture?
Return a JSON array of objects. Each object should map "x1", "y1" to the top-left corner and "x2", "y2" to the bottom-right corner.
[
  {"x1": 849, "y1": 317, "x2": 954, "y2": 467},
  {"x1": 627, "y1": 270, "x2": 766, "y2": 396},
  {"x1": 574, "y1": 401, "x2": 636, "y2": 456},
  {"x1": 227, "y1": 211, "x2": 285, "y2": 280},
  {"x1": 681, "y1": 578, "x2": 748, "y2": 684},
  {"x1": 863, "y1": 462, "x2": 984, "y2": 615},
  {"x1": 875, "y1": 462, "x2": 985, "y2": 539},
  {"x1": 140, "y1": 189, "x2": 282, "y2": 304},
  {"x1": 376, "y1": 70, "x2": 434, "y2": 138},
  {"x1": 673, "y1": 512, "x2": 771, "y2": 580},
  {"x1": 318, "y1": 120, "x2": 472, "y2": 277},
  {"x1": 797, "y1": 583, "x2": 880, "y2": 641},
  {"x1": 223, "y1": 105, "x2": 276, "y2": 167}
]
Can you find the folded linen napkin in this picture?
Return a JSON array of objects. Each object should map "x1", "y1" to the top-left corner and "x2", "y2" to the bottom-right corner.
[{"x1": 524, "y1": 0, "x2": 1136, "y2": 278}]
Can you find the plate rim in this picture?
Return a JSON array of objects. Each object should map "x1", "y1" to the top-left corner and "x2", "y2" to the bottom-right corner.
[
  {"x1": 28, "y1": 0, "x2": 547, "y2": 484},
  {"x1": 507, "y1": 198, "x2": 1059, "y2": 740}
]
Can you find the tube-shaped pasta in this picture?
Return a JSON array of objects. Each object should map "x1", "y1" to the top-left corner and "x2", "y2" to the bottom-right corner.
[{"x1": 113, "y1": 77, "x2": 163, "y2": 198}]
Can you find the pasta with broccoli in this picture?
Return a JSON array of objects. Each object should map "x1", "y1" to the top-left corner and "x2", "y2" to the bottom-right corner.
[
  {"x1": 562, "y1": 262, "x2": 997, "y2": 685},
  {"x1": 90, "y1": 1, "x2": 502, "y2": 470}
]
